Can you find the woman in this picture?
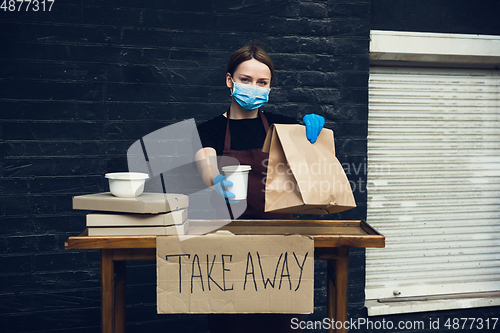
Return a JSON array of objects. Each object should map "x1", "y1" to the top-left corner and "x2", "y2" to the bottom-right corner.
[
  {"x1": 195, "y1": 45, "x2": 324, "y2": 333},
  {"x1": 196, "y1": 45, "x2": 325, "y2": 221}
]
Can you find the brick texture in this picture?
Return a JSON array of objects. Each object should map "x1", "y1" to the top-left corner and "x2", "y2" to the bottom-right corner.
[
  {"x1": 0, "y1": 0, "x2": 371, "y2": 332},
  {"x1": 371, "y1": 0, "x2": 500, "y2": 36}
]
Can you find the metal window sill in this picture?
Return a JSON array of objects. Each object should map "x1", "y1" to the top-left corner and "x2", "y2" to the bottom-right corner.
[{"x1": 366, "y1": 292, "x2": 500, "y2": 316}]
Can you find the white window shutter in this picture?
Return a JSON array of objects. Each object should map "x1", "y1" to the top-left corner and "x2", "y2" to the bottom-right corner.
[{"x1": 365, "y1": 66, "x2": 500, "y2": 300}]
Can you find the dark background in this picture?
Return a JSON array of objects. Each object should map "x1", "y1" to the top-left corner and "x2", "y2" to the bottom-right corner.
[
  {"x1": 0, "y1": 0, "x2": 499, "y2": 332},
  {"x1": 372, "y1": 0, "x2": 500, "y2": 36}
]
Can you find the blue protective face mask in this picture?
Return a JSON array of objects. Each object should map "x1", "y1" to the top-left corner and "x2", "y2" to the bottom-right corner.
[{"x1": 231, "y1": 78, "x2": 271, "y2": 112}]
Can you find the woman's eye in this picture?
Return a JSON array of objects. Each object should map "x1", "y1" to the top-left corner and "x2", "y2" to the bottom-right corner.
[{"x1": 240, "y1": 78, "x2": 249, "y2": 83}]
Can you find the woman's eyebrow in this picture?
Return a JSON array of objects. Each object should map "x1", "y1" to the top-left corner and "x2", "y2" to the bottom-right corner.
[{"x1": 238, "y1": 73, "x2": 270, "y2": 81}]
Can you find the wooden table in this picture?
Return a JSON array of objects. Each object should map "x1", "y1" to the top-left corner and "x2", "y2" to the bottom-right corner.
[{"x1": 65, "y1": 220, "x2": 384, "y2": 333}]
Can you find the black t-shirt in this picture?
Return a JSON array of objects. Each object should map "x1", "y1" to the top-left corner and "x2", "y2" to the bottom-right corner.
[{"x1": 197, "y1": 111, "x2": 299, "y2": 155}]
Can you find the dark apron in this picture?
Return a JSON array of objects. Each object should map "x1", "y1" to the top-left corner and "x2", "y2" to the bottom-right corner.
[
  {"x1": 208, "y1": 110, "x2": 300, "y2": 333},
  {"x1": 219, "y1": 109, "x2": 293, "y2": 220}
]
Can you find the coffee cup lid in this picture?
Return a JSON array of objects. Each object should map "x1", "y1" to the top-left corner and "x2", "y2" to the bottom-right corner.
[{"x1": 221, "y1": 165, "x2": 252, "y2": 173}]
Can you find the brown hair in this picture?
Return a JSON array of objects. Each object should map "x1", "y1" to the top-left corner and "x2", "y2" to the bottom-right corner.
[{"x1": 226, "y1": 45, "x2": 275, "y2": 85}]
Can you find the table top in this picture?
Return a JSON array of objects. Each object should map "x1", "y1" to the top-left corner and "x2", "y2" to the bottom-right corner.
[{"x1": 65, "y1": 220, "x2": 385, "y2": 250}]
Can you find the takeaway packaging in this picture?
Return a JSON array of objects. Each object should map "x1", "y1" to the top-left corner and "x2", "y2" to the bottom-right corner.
[
  {"x1": 221, "y1": 165, "x2": 251, "y2": 200},
  {"x1": 73, "y1": 192, "x2": 188, "y2": 214},
  {"x1": 262, "y1": 124, "x2": 356, "y2": 214},
  {"x1": 85, "y1": 210, "x2": 189, "y2": 236},
  {"x1": 72, "y1": 192, "x2": 189, "y2": 236}
]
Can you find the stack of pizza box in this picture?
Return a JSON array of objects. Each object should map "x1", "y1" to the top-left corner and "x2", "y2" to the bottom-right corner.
[{"x1": 72, "y1": 192, "x2": 189, "y2": 236}]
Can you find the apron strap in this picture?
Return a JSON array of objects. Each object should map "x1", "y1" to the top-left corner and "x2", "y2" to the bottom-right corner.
[{"x1": 224, "y1": 109, "x2": 270, "y2": 151}]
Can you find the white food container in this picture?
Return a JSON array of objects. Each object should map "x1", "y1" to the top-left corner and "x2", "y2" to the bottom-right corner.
[
  {"x1": 221, "y1": 165, "x2": 252, "y2": 200},
  {"x1": 105, "y1": 172, "x2": 149, "y2": 197}
]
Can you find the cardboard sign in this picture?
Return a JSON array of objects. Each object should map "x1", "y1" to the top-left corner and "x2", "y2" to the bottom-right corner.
[{"x1": 156, "y1": 233, "x2": 314, "y2": 314}]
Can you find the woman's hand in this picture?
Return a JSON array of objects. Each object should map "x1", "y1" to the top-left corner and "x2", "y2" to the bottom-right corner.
[
  {"x1": 303, "y1": 114, "x2": 325, "y2": 143},
  {"x1": 213, "y1": 174, "x2": 238, "y2": 203}
]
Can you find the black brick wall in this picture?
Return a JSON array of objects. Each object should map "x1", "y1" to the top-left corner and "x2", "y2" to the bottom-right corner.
[
  {"x1": 371, "y1": 0, "x2": 500, "y2": 36},
  {"x1": 0, "y1": 1, "x2": 369, "y2": 332}
]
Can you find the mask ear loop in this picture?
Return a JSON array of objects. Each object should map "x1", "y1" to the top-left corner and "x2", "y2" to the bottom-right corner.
[{"x1": 230, "y1": 77, "x2": 236, "y2": 96}]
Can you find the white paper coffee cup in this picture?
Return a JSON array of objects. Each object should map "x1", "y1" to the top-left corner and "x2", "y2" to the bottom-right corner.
[{"x1": 221, "y1": 165, "x2": 252, "y2": 200}]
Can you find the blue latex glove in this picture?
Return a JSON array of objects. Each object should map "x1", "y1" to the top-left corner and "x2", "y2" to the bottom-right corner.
[
  {"x1": 213, "y1": 174, "x2": 237, "y2": 202},
  {"x1": 303, "y1": 114, "x2": 325, "y2": 143}
]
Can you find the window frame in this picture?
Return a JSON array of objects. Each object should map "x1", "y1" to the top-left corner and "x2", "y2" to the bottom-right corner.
[{"x1": 366, "y1": 30, "x2": 500, "y2": 316}]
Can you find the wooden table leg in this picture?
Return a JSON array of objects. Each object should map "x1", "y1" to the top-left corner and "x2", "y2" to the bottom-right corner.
[
  {"x1": 101, "y1": 250, "x2": 127, "y2": 333},
  {"x1": 335, "y1": 248, "x2": 349, "y2": 331},
  {"x1": 101, "y1": 249, "x2": 114, "y2": 333},
  {"x1": 327, "y1": 260, "x2": 336, "y2": 333},
  {"x1": 114, "y1": 260, "x2": 126, "y2": 333},
  {"x1": 326, "y1": 248, "x2": 349, "y2": 333},
  {"x1": 100, "y1": 249, "x2": 153, "y2": 333}
]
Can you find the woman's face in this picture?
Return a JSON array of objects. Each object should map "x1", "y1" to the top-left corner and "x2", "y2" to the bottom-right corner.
[{"x1": 226, "y1": 58, "x2": 272, "y2": 89}]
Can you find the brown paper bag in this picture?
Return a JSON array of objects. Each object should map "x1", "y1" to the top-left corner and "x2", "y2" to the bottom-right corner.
[{"x1": 262, "y1": 124, "x2": 356, "y2": 214}]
